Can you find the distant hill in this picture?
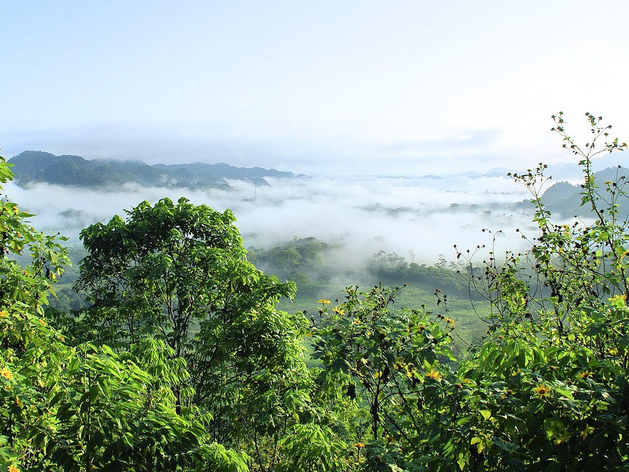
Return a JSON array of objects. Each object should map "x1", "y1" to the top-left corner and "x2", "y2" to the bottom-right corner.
[
  {"x1": 520, "y1": 166, "x2": 629, "y2": 218},
  {"x1": 8, "y1": 151, "x2": 295, "y2": 190}
]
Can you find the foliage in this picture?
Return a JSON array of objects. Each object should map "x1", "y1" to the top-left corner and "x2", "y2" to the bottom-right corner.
[
  {"x1": 311, "y1": 284, "x2": 457, "y2": 470},
  {"x1": 250, "y1": 237, "x2": 334, "y2": 299},
  {"x1": 443, "y1": 112, "x2": 629, "y2": 470},
  {"x1": 42, "y1": 341, "x2": 218, "y2": 472},
  {"x1": 73, "y1": 196, "x2": 310, "y2": 468},
  {"x1": 0, "y1": 152, "x2": 69, "y2": 470},
  {"x1": 0, "y1": 154, "x2": 249, "y2": 471},
  {"x1": 307, "y1": 113, "x2": 629, "y2": 471},
  {"x1": 278, "y1": 423, "x2": 350, "y2": 472},
  {"x1": 369, "y1": 251, "x2": 471, "y2": 298}
]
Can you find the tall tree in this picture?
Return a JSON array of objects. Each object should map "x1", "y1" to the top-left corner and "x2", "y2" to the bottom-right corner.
[
  {"x1": 0, "y1": 155, "x2": 251, "y2": 471},
  {"x1": 74, "y1": 197, "x2": 309, "y2": 457}
]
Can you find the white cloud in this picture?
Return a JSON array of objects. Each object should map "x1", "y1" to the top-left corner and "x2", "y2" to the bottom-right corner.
[{"x1": 5, "y1": 173, "x2": 533, "y2": 265}]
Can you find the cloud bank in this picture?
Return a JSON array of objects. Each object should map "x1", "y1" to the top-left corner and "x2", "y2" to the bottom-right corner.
[{"x1": 5, "y1": 172, "x2": 535, "y2": 265}]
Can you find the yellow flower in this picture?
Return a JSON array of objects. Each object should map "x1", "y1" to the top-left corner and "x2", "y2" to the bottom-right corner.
[
  {"x1": 318, "y1": 299, "x2": 331, "y2": 305},
  {"x1": 0, "y1": 310, "x2": 7, "y2": 318},
  {"x1": 610, "y1": 294, "x2": 626, "y2": 308},
  {"x1": 426, "y1": 369, "x2": 442, "y2": 380},
  {"x1": 0, "y1": 367, "x2": 13, "y2": 381},
  {"x1": 443, "y1": 317, "x2": 455, "y2": 328},
  {"x1": 532, "y1": 384, "x2": 551, "y2": 398},
  {"x1": 333, "y1": 307, "x2": 345, "y2": 315},
  {"x1": 354, "y1": 442, "x2": 365, "y2": 448},
  {"x1": 8, "y1": 465, "x2": 20, "y2": 472}
]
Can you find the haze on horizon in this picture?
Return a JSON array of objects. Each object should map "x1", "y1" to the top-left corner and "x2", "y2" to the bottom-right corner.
[
  {"x1": 1, "y1": 1, "x2": 628, "y2": 176},
  {"x1": 6, "y1": 170, "x2": 536, "y2": 267}
]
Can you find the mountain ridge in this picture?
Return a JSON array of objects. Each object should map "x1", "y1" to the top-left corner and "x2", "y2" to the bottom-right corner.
[
  {"x1": 8, "y1": 150, "x2": 295, "y2": 190},
  {"x1": 517, "y1": 165, "x2": 629, "y2": 218}
]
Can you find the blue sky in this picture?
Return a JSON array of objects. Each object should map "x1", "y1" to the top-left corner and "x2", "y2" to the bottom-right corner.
[{"x1": 1, "y1": 1, "x2": 628, "y2": 175}]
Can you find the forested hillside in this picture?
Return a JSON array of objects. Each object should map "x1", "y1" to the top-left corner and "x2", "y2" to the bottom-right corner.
[
  {"x1": 2, "y1": 114, "x2": 629, "y2": 471},
  {"x1": 8, "y1": 151, "x2": 294, "y2": 190},
  {"x1": 515, "y1": 164, "x2": 629, "y2": 220}
]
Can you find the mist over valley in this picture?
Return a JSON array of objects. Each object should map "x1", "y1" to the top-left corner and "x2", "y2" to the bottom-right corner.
[{"x1": 6, "y1": 149, "x2": 602, "y2": 273}]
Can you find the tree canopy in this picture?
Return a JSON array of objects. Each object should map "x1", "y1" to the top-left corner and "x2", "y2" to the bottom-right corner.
[
  {"x1": 0, "y1": 155, "x2": 252, "y2": 471},
  {"x1": 74, "y1": 197, "x2": 310, "y2": 465}
]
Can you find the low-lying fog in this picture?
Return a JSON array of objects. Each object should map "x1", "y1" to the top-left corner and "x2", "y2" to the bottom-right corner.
[{"x1": 5, "y1": 172, "x2": 538, "y2": 265}]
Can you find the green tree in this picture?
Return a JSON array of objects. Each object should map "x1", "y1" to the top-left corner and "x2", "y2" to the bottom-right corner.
[
  {"x1": 310, "y1": 114, "x2": 629, "y2": 471},
  {"x1": 442, "y1": 113, "x2": 629, "y2": 471},
  {"x1": 0, "y1": 152, "x2": 69, "y2": 470},
  {"x1": 74, "y1": 197, "x2": 310, "y2": 467},
  {"x1": 47, "y1": 338, "x2": 251, "y2": 472},
  {"x1": 0, "y1": 154, "x2": 250, "y2": 471},
  {"x1": 311, "y1": 285, "x2": 456, "y2": 471}
]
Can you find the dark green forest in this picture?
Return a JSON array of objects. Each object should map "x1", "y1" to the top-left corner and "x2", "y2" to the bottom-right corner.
[
  {"x1": 2, "y1": 113, "x2": 629, "y2": 471},
  {"x1": 8, "y1": 151, "x2": 294, "y2": 190}
]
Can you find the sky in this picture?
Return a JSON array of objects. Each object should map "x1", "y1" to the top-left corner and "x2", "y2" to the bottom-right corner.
[{"x1": 1, "y1": 1, "x2": 628, "y2": 176}]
